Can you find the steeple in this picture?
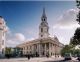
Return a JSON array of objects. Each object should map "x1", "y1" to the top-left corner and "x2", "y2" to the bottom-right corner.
[
  {"x1": 41, "y1": 7, "x2": 47, "y2": 22},
  {"x1": 42, "y1": 7, "x2": 46, "y2": 17},
  {"x1": 39, "y1": 8, "x2": 49, "y2": 38}
]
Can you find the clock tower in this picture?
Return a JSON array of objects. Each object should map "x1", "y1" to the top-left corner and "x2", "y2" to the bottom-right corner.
[{"x1": 39, "y1": 8, "x2": 49, "y2": 38}]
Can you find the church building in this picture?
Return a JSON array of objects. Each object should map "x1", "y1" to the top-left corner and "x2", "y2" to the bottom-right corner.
[{"x1": 17, "y1": 8, "x2": 64, "y2": 57}]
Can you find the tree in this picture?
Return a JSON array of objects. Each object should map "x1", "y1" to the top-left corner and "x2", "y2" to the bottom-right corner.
[
  {"x1": 5, "y1": 47, "x2": 12, "y2": 55},
  {"x1": 70, "y1": 28, "x2": 80, "y2": 45},
  {"x1": 5, "y1": 47, "x2": 12, "y2": 58},
  {"x1": 5, "y1": 47, "x2": 23, "y2": 58},
  {"x1": 76, "y1": 0, "x2": 80, "y2": 23},
  {"x1": 70, "y1": 0, "x2": 80, "y2": 45},
  {"x1": 76, "y1": 0, "x2": 80, "y2": 9},
  {"x1": 74, "y1": 49, "x2": 80, "y2": 56},
  {"x1": 64, "y1": 0, "x2": 80, "y2": 56},
  {"x1": 61, "y1": 45, "x2": 73, "y2": 56}
]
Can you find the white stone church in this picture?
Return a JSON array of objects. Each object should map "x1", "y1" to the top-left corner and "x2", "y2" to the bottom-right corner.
[{"x1": 17, "y1": 8, "x2": 64, "y2": 57}]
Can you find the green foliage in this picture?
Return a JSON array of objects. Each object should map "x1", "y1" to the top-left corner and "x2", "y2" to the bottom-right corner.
[
  {"x1": 5, "y1": 47, "x2": 22, "y2": 57},
  {"x1": 64, "y1": 0, "x2": 80, "y2": 57},
  {"x1": 61, "y1": 45, "x2": 74, "y2": 56},
  {"x1": 70, "y1": 28, "x2": 80, "y2": 45},
  {"x1": 5, "y1": 47, "x2": 12, "y2": 55},
  {"x1": 76, "y1": 0, "x2": 80, "y2": 9},
  {"x1": 70, "y1": 0, "x2": 80, "y2": 45},
  {"x1": 61, "y1": 44, "x2": 80, "y2": 57},
  {"x1": 74, "y1": 49, "x2": 80, "y2": 55}
]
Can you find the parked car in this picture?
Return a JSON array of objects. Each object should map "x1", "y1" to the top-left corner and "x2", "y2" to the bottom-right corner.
[{"x1": 64, "y1": 53, "x2": 72, "y2": 60}]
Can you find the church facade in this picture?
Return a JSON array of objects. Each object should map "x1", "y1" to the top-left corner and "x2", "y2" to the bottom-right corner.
[{"x1": 17, "y1": 8, "x2": 64, "y2": 57}]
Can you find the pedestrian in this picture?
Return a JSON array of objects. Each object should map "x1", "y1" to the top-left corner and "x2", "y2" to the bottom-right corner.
[
  {"x1": 28, "y1": 55, "x2": 30, "y2": 60},
  {"x1": 46, "y1": 54, "x2": 49, "y2": 58}
]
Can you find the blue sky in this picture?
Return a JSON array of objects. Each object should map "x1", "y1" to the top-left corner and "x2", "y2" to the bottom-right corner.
[{"x1": 0, "y1": 1, "x2": 78, "y2": 47}]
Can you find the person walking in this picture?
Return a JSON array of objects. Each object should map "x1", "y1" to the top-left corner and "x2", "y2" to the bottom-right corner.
[{"x1": 27, "y1": 55, "x2": 30, "y2": 60}]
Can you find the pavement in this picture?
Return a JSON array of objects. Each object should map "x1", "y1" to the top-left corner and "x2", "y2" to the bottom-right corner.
[
  {"x1": 0, "y1": 57, "x2": 79, "y2": 62},
  {"x1": 44, "y1": 57, "x2": 80, "y2": 62},
  {"x1": 0, "y1": 57, "x2": 64, "y2": 62}
]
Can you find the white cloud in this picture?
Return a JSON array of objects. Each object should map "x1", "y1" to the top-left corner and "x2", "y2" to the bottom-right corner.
[
  {"x1": 53, "y1": 9, "x2": 79, "y2": 30},
  {"x1": 6, "y1": 8, "x2": 79, "y2": 47},
  {"x1": 6, "y1": 40, "x2": 19, "y2": 47},
  {"x1": 58, "y1": 36, "x2": 69, "y2": 45},
  {"x1": 50, "y1": 9, "x2": 80, "y2": 45},
  {"x1": 6, "y1": 32, "x2": 26, "y2": 47},
  {"x1": 15, "y1": 33, "x2": 25, "y2": 41}
]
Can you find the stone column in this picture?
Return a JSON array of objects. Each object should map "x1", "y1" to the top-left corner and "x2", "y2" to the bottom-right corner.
[
  {"x1": 55, "y1": 44, "x2": 57, "y2": 58},
  {"x1": 39, "y1": 43, "x2": 41, "y2": 57},
  {"x1": 24, "y1": 47, "x2": 25, "y2": 55},
  {"x1": 51, "y1": 43, "x2": 52, "y2": 56},
  {"x1": 25, "y1": 47, "x2": 26, "y2": 55},
  {"x1": 45, "y1": 43, "x2": 46, "y2": 56},
  {"x1": 53, "y1": 44, "x2": 55, "y2": 56},
  {"x1": 49, "y1": 43, "x2": 51, "y2": 57},
  {"x1": 37, "y1": 44, "x2": 38, "y2": 53},
  {"x1": 37, "y1": 44, "x2": 39, "y2": 54}
]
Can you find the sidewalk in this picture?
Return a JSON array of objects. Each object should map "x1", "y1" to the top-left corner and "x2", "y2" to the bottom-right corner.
[
  {"x1": 26, "y1": 57, "x2": 64, "y2": 62},
  {"x1": 0, "y1": 57, "x2": 64, "y2": 62}
]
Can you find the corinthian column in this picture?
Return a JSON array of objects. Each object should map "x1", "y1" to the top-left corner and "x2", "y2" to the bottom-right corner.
[{"x1": 45, "y1": 43, "x2": 46, "y2": 56}]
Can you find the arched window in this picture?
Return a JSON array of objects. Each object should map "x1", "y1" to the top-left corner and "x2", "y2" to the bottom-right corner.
[
  {"x1": 44, "y1": 18, "x2": 45, "y2": 21},
  {"x1": 42, "y1": 18, "x2": 46, "y2": 22}
]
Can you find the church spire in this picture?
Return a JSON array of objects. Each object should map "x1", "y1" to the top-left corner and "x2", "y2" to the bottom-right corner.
[
  {"x1": 42, "y1": 7, "x2": 46, "y2": 17},
  {"x1": 41, "y1": 7, "x2": 47, "y2": 22}
]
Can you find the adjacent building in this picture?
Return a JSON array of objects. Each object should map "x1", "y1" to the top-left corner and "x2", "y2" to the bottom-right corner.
[
  {"x1": 0, "y1": 16, "x2": 7, "y2": 57},
  {"x1": 17, "y1": 8, "x2": 64, "y2": 57}
]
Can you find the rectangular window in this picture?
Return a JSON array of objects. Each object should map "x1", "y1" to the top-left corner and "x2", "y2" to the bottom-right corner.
[
  {"x1": 41, "y1": 35, "x2": 43, "y2": 37},
  {"x1": 2, "y1": 40, "x2": 4, "y2": 45},
  {"x1": 2, "y1": 49, "x2": 4, "y2": 54},
  {"x1": 47, "y1": 28, "x2": 48, "y2": 32},
  {"x1": 41, "y1": 28, "x2": 43, "y2": 32}
]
